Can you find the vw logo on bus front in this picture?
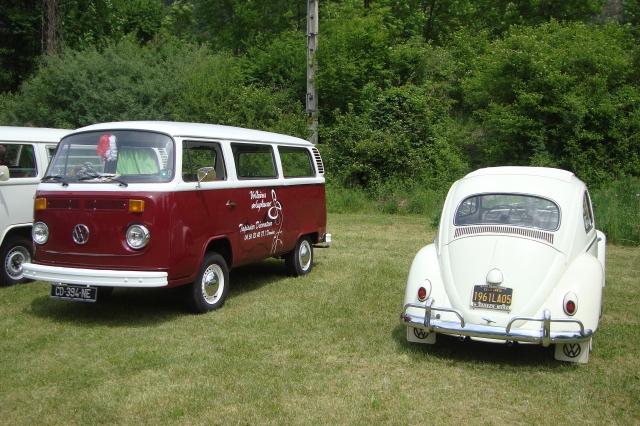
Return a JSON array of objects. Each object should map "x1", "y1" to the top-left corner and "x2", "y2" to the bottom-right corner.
[{"x1": 73, "y1": 224, "x2": 90, "y2": 245}]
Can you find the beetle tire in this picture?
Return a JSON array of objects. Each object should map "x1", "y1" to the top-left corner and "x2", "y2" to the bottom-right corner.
[
  {"x1": 285, "y1": 236, "x2": 313, "y2": 277},
  {"x1": 186, "y1": 252, "x2": 229, "y2": 313},
  {"x1": 0, "y1": 236, "x2": 33, "y2": 286}
]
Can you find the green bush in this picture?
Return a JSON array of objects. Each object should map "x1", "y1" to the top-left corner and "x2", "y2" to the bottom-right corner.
[
  {"x1": 0, "y1": 38, "x2": 201, "y2": 128},
  {"x1": 591, "y1": 177, "x2": 640, "y2": 245},
  {"x1": 320, "y1": 83, "x2": 468, "y2": 189},
  {"x1": 461, "y1": 21, "x2": 640, "y2": 187}
]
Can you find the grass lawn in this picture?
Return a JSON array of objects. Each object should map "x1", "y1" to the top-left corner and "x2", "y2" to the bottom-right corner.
[{"x1": 1, "y1": 213, "x2": 639, "y2": 425}]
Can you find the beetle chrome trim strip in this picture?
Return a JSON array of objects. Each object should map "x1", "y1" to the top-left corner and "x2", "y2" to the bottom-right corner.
[
  {"x1": 454, "y1": 225, "x2": 554, "y2": 244},
  {"x1": 400, "y1": 299, "x2": 591, "y2": 346}
]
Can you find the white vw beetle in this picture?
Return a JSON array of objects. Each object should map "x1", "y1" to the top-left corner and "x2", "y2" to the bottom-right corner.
[{"x1": 400, "y1": 167, "x2": 606, "y2": 363}]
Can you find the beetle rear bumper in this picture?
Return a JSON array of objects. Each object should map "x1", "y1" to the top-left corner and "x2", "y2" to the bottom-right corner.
[{"x1": 400, "y1": 298, "x2": 593, "y2": 347}]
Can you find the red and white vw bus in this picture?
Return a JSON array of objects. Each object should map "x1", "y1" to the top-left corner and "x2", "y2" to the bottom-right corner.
[{"x1": 23, "y1": 121, "x2": 330, "y2": 313}]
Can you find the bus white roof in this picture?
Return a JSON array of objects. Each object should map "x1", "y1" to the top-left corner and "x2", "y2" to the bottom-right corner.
[
  {"x1": 70, "y1": 121, "x2": 312, "y2": 146},
  {"x1": 0, "y1": 126, "x2": 71, "y2": 143}
]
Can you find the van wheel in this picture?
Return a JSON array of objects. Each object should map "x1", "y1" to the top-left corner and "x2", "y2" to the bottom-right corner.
[
  {"x1": 186, "y1": 253, "x2": 229, "y2": 313},
  {"x1": 0, "y1": 236, "x2": 33, "y2": 286},
  {"x1": 285, "y1": 236, "x2": 313, "y2": 277}
]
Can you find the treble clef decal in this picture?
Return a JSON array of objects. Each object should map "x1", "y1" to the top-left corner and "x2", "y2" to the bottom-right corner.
[{"x1": 268, "y1": 189, "x2": 284, "y2": 253}]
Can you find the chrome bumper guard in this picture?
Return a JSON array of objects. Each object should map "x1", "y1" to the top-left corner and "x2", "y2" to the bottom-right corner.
[{"x1": 400, "y1": 298, "x2": 592, "y2": 347}]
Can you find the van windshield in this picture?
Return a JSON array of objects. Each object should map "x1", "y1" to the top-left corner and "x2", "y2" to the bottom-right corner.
[{"x1": 46, "y1": 130, "x2": 174, "y2": 184}]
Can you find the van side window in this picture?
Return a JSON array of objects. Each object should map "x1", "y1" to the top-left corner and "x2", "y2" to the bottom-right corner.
[
  {"x1": 183, "y1": 141, "x2": 226, "y2": 182},
  {"x1": 232, "y1": 144, "x2": 277, "y2": 179},
  {"x1": 0, "y1": 144, "x2": 36, "y2": 177},
  {"x1": 279, "y1": 147, "x2": 315, "y2": 178}
]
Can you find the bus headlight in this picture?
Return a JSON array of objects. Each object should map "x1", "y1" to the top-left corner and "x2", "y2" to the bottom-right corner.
[
  {"x1": 126, "y1": 225, "x2": 150, "y2": 249},
  {"x1": 33, "y1": 222, "x2": 49, "y2": 245}
]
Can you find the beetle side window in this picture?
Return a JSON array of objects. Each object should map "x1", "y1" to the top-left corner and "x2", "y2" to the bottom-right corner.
[
  {"x1": 455, "y1": 194, "x2": 560, "y2": 231},
  {"x1": 232, "y1": 143, "x2": 277, "y2": 179},
  {"x1": 583, "y1": 191, "x2": 594, "y2": 232},
  {"x1": 182, "y1": 141, "x2": 226, "y2": 182},
  {"x1": 279, "y1": 147, "x2": 314, "y2": 178}
]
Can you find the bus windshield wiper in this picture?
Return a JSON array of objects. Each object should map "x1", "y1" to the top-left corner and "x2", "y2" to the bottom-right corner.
[
  {"x1": 77, "y1": 173, "x2": 128, "y2": 187},
  {"x1": 41, "y1": 175, "x2": 69, "y2": 187}
]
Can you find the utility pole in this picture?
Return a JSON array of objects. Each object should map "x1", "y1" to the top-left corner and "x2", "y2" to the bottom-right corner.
[{"x1": 307, "y1": 0, "x2": 318, "y2": 144}]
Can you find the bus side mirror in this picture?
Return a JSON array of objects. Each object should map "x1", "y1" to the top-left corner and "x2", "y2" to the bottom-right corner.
[
  {"x1": 0, "y1": 165, "x2": 9, "y2": 181},
  {"x1": 196, "y1": 167, "x2": 215, "y2": 188}
]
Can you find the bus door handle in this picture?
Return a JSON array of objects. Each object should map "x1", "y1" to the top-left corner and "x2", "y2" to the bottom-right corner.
[{"x1": 226, "y1": 200, "x2": 236, "y2": 208}]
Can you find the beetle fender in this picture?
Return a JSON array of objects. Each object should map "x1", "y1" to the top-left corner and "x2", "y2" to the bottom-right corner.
[
  {"x1": 404, "y1": 244, "x2": 449, "y2": 308},
  {"x1": 546, "y1": 252, "x2": 603, "y2": 332}
]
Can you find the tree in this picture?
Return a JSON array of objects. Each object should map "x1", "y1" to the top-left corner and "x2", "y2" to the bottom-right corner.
[
  {"x1": 462, "y1": 21, "x2": 640, "y2": 185},
  {"x1": 0, "y1": 0, "x2": 43, "y2": 92}
]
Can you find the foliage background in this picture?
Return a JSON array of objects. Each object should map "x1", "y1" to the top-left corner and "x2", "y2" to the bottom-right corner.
[{"x1": 2, "y1": 0, "x2": 640, "y2": 241}]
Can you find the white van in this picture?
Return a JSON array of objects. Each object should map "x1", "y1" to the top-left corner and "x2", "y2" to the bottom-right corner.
[{"x1": 0, "y1": 126, "x2": 70, "y2": 286}]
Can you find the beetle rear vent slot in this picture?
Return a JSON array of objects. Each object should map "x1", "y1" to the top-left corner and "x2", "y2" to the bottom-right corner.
[{"x1": 454, "y1": 226, "x2": 554, "y2": 244}]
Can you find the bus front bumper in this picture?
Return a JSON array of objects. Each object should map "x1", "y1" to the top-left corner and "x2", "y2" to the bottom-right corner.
[{"x1": 22, "y1": 262, "x2": 168, "y2": 287}]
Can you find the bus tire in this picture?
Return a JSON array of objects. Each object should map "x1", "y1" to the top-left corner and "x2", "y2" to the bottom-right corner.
[
  {"x1": 0, "y1": 236, "x2": 33, "y2": 286},
  {"x1": 186, "y1": 252, "x2": 229, "y2": 313},
  {"x1": 285, "y1": 236, "x2": 313, "y2": 277}
]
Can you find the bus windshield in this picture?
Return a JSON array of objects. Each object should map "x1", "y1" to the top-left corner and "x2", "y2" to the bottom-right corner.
[{"x1": 46, "y1": 130, "x2": 175, "y2": 184}]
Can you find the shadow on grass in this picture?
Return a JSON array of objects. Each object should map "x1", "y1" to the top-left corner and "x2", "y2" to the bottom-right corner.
[
  {"x1": 28, "y1": 286, "x2": 186, "y2": 327},
  {"x1": 27, "y1": 258, "x2": 298, "y2": 326},
  {"x1": 227, "y1": 258, "x2": 292, "y2": 297},
  {"x1": 391, "y1": 324, "x2": 572, "y2": 369}
]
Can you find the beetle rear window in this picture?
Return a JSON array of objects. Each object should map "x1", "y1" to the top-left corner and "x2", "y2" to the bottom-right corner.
[{"x1": 455, "y1": 194, "x2": 560, "y2": 231}]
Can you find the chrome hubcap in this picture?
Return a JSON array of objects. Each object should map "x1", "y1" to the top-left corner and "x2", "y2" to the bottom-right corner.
[
  {"x1": 6, "y1": 247, "x2": 29, "y2": 279},
  {"x1": 202, "y1": 264, "x2": 223, "y2": 304}
]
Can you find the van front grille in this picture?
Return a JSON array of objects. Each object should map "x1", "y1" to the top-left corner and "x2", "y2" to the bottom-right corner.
[
  {"x1": 86, "y1": 199, "x2": 128, "y2": 211},
  {"x1": 454, "y1": 225, "x2": 554, "y2": 244},
  {"x1": 47, "y1": 199, "x2": 81, "y2": 210},
  {"x1": 46, "y1": 199, "x2": 128, "y2": 212}
]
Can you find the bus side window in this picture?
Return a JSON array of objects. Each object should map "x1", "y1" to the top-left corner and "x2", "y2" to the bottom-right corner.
[
  {"x1": 232, "y1": 143, "x2": 277, "y2": 179},
  {"x1": 279, "y1": 146, "x2": 314, "y2": 178},
  {"x1": 182, "y1": 141, "x2": 226, "y2": 182},
  {"x1": 1, "y1": 144, "x2": 36, "y2": 177}
]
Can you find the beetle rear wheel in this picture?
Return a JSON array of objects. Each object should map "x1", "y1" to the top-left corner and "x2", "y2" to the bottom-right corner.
[
  {"x1": 0, "y1": 236, "x2": 33, "y2": 286},
  {"x1": 186, "y1": 253, "x2": 229, "y2": 313}
]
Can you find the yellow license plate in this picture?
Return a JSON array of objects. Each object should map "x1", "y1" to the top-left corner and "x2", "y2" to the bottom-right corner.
[{"x1": 471, "y1": 285, "x2": 512, "y2": 311}]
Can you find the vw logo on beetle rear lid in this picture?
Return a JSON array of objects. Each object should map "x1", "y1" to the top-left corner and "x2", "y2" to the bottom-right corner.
[{"x1": 73, "y1": 224, "x2": 90, "y2": 245}]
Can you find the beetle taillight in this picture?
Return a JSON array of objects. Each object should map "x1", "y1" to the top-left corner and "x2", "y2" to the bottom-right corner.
[
  {"x1": 565, "y1": 300, "x2": 576, "y2": 315},
  {"x1": 417, "y1": 279, "x2": 432, "y2": 302},
  {"x1": 418, "y1": 287, "x2": 427, "y2": 301},
  {"x1": 563, "y1": 292, "x2": 578, "y2": 316}
]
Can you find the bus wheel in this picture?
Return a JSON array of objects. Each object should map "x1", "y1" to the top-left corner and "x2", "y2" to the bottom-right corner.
[
  {"x1": 186, "y1": 253, "x2": 229, "y2": 313},
  {"x1": 0, "y1": 236, "x2": 33, "y2": 286},
  {"x1": 285, "y1": 236, "x2": 313, "y2": 277}
]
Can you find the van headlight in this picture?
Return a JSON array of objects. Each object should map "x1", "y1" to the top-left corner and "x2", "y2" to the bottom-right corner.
[
  {"x1": 126, "y1": 225, "x2": 150, "y2": 249},
  {"x1": 33, "y1": 222, "x2": 49, "y2": 245}
]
